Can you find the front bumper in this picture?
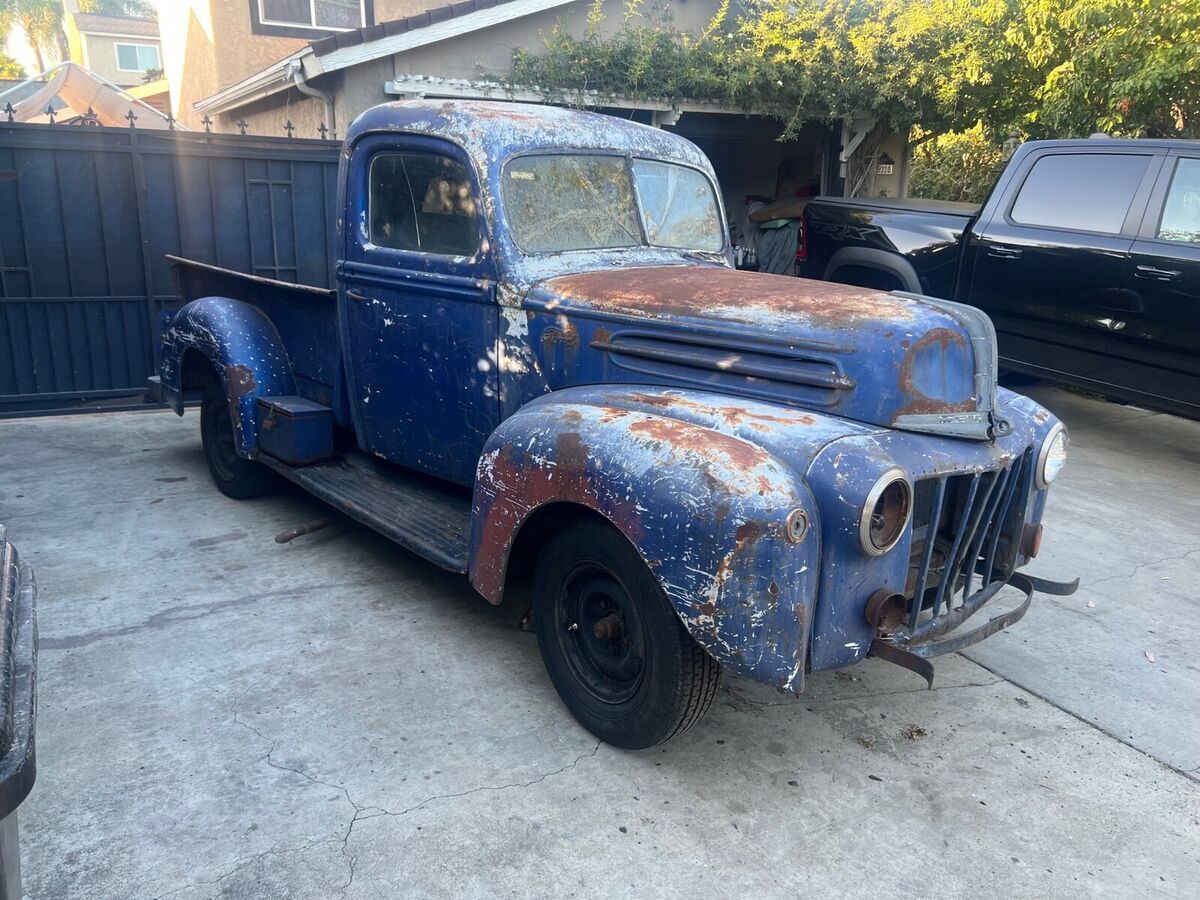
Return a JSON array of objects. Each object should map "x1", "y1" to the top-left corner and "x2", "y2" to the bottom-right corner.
[{"x1": 869, "y1": 571, "x2": 1079, "y2": 686}]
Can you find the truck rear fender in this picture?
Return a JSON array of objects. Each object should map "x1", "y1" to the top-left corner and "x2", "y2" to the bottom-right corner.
[
  {"x1": 159, "y1": 296, "x2": 296, "y2": 455},
  {"x1": 469, "y1": 387, "x2": 823, "y2": 691},
  {"x1": 824, "y1": 246, "x2": 923, "y2": 294}
]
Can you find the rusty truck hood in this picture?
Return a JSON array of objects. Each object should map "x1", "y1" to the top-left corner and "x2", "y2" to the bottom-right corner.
[{"x1": 524, "y1": 265, "x2": 1006, "y2": 440}]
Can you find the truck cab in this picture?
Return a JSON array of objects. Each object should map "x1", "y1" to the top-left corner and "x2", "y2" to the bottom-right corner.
[{"x1": 152, "y1": 101, "x2": 1075, "y2": 748}]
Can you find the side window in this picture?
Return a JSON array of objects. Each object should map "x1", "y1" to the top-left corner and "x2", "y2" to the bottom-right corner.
[
  {"x1": 1157, "y1": 158, "x2": 1200, "y2": 245},
  {"x1": 368, "y1": 153, "x2": 479, "y2": 257},
  {"x1": 1009, "y1": 153, "x2": 1150, "y2": 234}
]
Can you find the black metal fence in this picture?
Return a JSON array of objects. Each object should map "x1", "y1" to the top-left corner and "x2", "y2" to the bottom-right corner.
[{"x1": 0, "y1": 119, "x2": 339, "y2": 416}]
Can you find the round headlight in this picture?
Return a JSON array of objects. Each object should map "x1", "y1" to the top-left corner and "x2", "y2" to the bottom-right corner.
[
  {"x1": 859, "y1": 470, "x2": 912, "y2": 556},
  {"x1": 1036, "y1": 423, "x2": 1069, "y2": 489}
]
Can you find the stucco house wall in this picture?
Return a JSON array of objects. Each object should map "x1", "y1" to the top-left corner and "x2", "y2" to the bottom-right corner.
[
  {"x1": 159, "y1": 0, "x2": 428, "y2": 130},
  {"x1": 81, "y1": 33, "x2": 159, "y2": 87}
]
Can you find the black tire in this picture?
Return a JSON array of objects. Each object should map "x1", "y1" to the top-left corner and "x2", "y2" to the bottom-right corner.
[
  {"x1": 200, "y1": 383, "x2": 275, "y2": 500},
  {"x1": 533, "y1": 521, "x2": 721, "y2": 749}
]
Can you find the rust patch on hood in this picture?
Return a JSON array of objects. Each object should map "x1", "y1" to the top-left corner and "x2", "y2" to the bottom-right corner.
[
  {"x1": 895, "y1": 327, "x2": 978, "y2": 417},
  {"x1": 627, "y1": 417, "x2": 772, "y2": 473},
  {"x1": 626, "y1": 391, "x2": 816, "y2": 429},
  {"x1": 545, "y1": 266, "x2": 917, "y2": 328},
  {"x1": 541, "y1": 321, "x2": 581, "y2": 351}
]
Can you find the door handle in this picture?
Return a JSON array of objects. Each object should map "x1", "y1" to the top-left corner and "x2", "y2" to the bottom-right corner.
[
  {"x1": 345, "y1": 289, "x2": 370, "y2": 302},
  {"x1": 1133, "y1": 265, "x2": 1181, "y2": 282},
  {"x1": 987, "y1": 245, "x2": 1023, "y2": 259}
]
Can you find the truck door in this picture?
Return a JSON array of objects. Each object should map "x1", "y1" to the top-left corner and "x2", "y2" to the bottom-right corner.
[
  {"x1": 963, "y1": 149, "x2": 1159, "y2": 385},
  {"x1": 341, "y1": 135, "x2": 498, "y2": 486},
  {"x1": 1111, "y1": 153, "x2": 1200, "y2": 417}
]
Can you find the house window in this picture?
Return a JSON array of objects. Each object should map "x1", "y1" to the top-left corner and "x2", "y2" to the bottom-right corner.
[
  {"x1": 258, "y1": 0, "x2": 366, "y2": 31},
  {"x1": 114, "y1": 43, "x2": 160, "y2": 73}
]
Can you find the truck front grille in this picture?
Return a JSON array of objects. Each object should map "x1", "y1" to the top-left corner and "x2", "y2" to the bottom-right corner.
[{"x1": 904, "y1": 450, "x2": 1033, "y2": 631}]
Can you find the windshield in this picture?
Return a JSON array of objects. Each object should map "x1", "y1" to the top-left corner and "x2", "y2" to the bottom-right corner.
[{"x1": 501, "y1": 154, "x2": 724, "y2": 254}]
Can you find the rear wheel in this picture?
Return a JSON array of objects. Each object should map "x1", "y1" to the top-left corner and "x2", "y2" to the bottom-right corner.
[
  {"x1": 533, "y1": 521, "x2": 721, "y2": 749},
  {"x1": 200, "y1": 383, "x2": 275, "y2": 499}
]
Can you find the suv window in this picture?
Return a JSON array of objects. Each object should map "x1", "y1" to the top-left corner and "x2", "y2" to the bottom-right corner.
[
  {"x1": 1010, "y1": 153, "x2": 1150, "y2": 234},
  {"x1": 368, "y1": 153, "x2": 478, "y2": 256},
  {"x1": 1157, "y1": 158, "x2": 1200, "y2": 244}
]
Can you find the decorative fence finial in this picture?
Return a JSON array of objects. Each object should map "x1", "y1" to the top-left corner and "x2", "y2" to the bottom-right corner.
[
  {"x1": 201, "y1": 114, "x2": 213, "y2": 133},
  {"x1": 125, "y1": 110, "x2": 137, "y2": 128},
  {"x1": 82, "y1": 107, "x2": 100, "y2": 127},
  {"x1": 236, "y1": 118, "x2": 248, "y2": 135},
  {"x1": 3, "y1": 102, "x2": 15, "y2": 123},
  {"x1": 46, "y1": 106, "x2": 56, "y2": 124},
  {"x1": 166, "y1": 113, "x2": 175, "y2": 131},
  {"x1": 318, "y1": 122, "x2": 328, "y2": 140},
  {"x1": 284, "y1": 120, "x2": 295, "y2": 138}
]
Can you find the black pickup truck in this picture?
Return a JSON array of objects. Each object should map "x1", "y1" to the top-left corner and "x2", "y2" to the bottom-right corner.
[{"x1": 801, "y1": 139, "x2": 1200, "y2": 419}]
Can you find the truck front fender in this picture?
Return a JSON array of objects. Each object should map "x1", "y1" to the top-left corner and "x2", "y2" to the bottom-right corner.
[
  {"x1": 470, "y1": 386, "x2": 823, "y2": 691},
  {"x1": 159, "y1": 296, "x2": 295, "y2": 455}
]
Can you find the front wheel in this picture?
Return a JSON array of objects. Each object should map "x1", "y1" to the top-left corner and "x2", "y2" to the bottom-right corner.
[
  {"x1": 533, "y1": 521, "x2": 721, "y2": 749},
  {"x1": 200, "y1": 383, "x2": 275, "y2": 499}
]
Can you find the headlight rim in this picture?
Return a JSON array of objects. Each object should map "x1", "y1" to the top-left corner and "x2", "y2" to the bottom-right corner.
[
  {"x1": 1035, "y1": 422, "x2": 1069, "y2": 490},
  {"x1": 859, "y1": 468, "x2": 913, "y2": 557}
]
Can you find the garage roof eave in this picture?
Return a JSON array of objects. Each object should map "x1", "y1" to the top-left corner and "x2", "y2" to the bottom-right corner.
[{"x1": 383, "y1": 75, "x2": 745, "y2": 118}]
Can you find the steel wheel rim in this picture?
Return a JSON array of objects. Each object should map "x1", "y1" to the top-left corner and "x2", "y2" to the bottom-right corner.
[{"x1": 555, "y1": 561, "x2": 646, "y2": 705}]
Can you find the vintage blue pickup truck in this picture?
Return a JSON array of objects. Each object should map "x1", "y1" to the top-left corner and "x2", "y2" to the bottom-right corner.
[{"x1": 150, "y1": 101, "x2": 1075, "y2": 748}]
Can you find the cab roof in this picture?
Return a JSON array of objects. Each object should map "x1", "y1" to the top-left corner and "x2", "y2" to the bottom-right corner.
[{"x1": 344, "y1": 100, "x2": 713, "y2": 173}]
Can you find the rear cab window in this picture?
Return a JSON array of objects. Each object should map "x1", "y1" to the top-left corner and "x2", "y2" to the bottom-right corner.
[{"x1": 1009, "y1": 153, "x2": 1151, "y2": 234}]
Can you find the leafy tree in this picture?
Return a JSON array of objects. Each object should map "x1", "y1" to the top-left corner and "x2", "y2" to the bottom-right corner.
[
  {"x1": 0, "y1": 51, "x2": 23, "y2": 79},
  {"x1": 730, "y1": 0, "x2": 1025, "y2": 136},
  {"x1": 509, "y1": 0, "x2": 728, "y2": 106},
  {"x1": 506, "y1": 0, "x2": 1200, "y2": 143},
  {"x1": 1011, "y1": 0, "x2": 1200, "y2": 137},
  {"x1": 908, "y1": 124, "x2": 1006, "y2": 202},
  {"x1": 0, "y1": 0, "x2": 62, "y2": 74}
]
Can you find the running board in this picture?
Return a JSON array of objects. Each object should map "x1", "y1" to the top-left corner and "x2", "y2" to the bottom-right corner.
[{"x1": 259, "y1": 451, "x2": 471, "y2": 573}]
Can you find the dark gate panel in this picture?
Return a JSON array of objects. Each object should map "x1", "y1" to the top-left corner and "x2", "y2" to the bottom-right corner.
[{"x1": 0, "y1": 123, "x2": 339, "y2": 415}]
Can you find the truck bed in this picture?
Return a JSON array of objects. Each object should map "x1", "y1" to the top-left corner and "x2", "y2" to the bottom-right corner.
[{"x1": 807, "y1": 196, "x2": 980, "y2": 218}]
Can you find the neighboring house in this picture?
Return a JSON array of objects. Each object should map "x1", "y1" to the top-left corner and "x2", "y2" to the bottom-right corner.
[
  {"x1": 164, "y1": 0, "x2": 910, "y2": 204},
  {"x1": 157, "y1": 0, "x2": 425, "y2": 131},
  {"x1": 62, "y1": 3, "x2": 162, "y2": 88}
]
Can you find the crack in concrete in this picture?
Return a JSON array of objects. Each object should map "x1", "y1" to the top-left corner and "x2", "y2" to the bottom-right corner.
[
  {"x1": 150, "y1": 840, "x2": 328, "y2": 900},
  {"x1": 39, "y1": 576, "x2": 419, "y2": 651},
  {"x1": 964, "y1": 655, "x2": 1199, "y2": 785},
  {"x1": 206, "y1": 677, "x2": 602, "y2": 899},
  {"x1": 1083, "y1": 547, "x2": 1200, "y2": 591}
]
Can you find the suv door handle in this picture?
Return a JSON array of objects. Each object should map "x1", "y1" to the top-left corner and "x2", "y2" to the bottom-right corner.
[
  {"x1": 987, "y1": 245, "x2": 1023, "y2": 259},
  {"x1": 1133, "y1": 265, "x2": 1181, "y2": 282}
]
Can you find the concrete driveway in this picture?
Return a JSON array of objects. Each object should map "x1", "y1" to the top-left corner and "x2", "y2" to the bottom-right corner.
[{"x1": 3, "y1": 384, "x2": 1197, "y2": 898}]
